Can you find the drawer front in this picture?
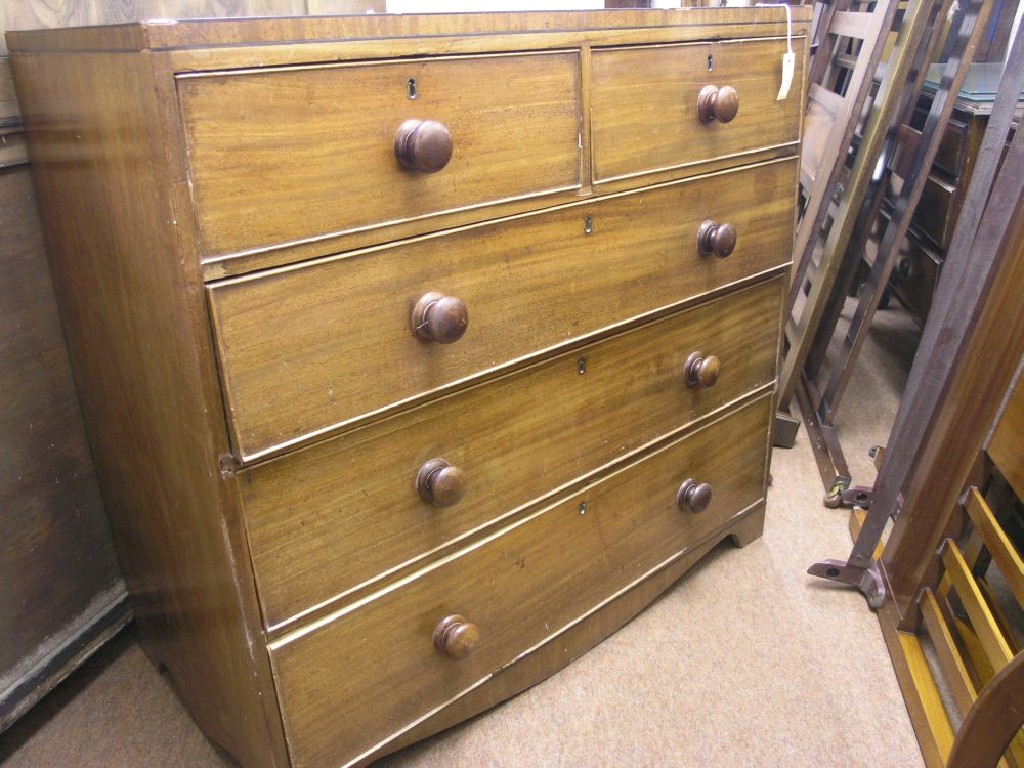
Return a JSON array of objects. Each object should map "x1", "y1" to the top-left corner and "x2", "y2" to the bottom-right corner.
[
  {"x1": 913, "y1": 174, "x2": 957, "y2": 249},
  {"x1": 891, "y1": 233, "x2": 941, "y2": 325},
  {"x1": 243, "y1": 278, "x2": 782, "y2": 629},
  {"x1": 269, "y1": 395, "x2": 771, "y2": 768},
  {"x1": 208, "y1": 158, "x2": 795, "y2": 461},
  {"x1": 591, "y1": 37, "x2": 805, "y2": 182},
  {"x1": 933, "y1": 115, "x2": 969, "y2": 179},
  {"x1": 177, "y1": 52, "x2": 582, "y2": 258}
]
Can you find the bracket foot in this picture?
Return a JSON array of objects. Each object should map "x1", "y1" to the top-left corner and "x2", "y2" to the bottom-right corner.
[
  {"x1": 773, "y1": 411, "x2": 801, "y2": 449},
  {"x1": 823, "y1": 477, "x2": 874, "y2": 509},
  {"x1": 807, "y1": 559, "x2": 886, "y2": 609}
]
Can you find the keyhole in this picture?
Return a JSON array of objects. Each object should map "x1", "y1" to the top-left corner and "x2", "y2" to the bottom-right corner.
[
  {"x1": 707, "y1": 54, "x2": 714, "y2": 72},
  {"x1": 408, "y1": 78, "x2": 418, "y2": 99},
  {"x1": 584, "y1": 214, "x2": 593, "y2": 235}
]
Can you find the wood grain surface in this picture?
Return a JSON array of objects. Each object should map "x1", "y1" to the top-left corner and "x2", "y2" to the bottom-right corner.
[
  {"x1": 1, "y1": 2, "x2": 383, "y2": 125},
  {"x1": 209, "y1": 158, "x2": 796, "y2": 461},
  {"x1": 0, "y1": 166, "x2": 126, "y2": 729},
  {"x1": 8, "y1": 10, "x2": 804, "y2": 765},
  {"x1": 243, "y1": 278, "x2": 783, "y2": 630},
  {"x1": 10, "y1": 50, "x2": 288, "y2": 767},
  {"x1": 177, "y1": 51, "x2": 582, "y2": 257},
  {"x1": 5, "y1": 8, "x2": 811, "y2": 55},
  {"x1": 269, "y1": 395, "x2": 772, "y2": 768},
  {"x1": 987, "y1": 366, "x2": 1024, "y2": 501},
  {"x1": 0, "y1": 0, "x2": 382, "y2": 54},
  {"x1": 591, "y1": 36, "x2": 806, "y2": 182}
]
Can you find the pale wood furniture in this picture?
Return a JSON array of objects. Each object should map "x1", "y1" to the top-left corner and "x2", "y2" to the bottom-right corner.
[
  {"x1": 9, "y1": 9, "x2": 809, "y2": 767},
  {"x1": 880, "y1": 368, "x2": 1024, "y2": 768}
]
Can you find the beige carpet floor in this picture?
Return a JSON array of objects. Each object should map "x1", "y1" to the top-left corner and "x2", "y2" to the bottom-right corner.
[{"x1": 0, "y1": 303, "x2": 925, "y2": 768}]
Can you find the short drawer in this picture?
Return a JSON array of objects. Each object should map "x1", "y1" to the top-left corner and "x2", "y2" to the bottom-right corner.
[
  {"x1": 242, "y1": 278, "x2": 782, "y2": 629},
  {"x1": 177, "y1": 52, "x2": 582, "y2": 258},
  {"x1": 268, "y1": 394, "x2": 771, "y2": 768},
  {"x1": 591, "y1": 37, "x2": 805, "y2": 182},
  {"x1": 932, "y1": 114, "x2": 970, "y2": 179},
  {"x1": 913, "y1": 174, "x2": 957, "y2": 249},
  {"x1": 208, "y1": 158, "x2": 795, "y2": 461}
]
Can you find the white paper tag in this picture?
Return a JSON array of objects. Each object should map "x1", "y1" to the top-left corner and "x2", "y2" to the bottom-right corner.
[
  {"x1": 757, "y1": 2, "x2": 795, "y2": 100},
  {"x1": 777, "y1": 51, "x2": 796, "y2": 100}
]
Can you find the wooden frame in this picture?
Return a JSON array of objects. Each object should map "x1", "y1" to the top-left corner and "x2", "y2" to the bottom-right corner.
[{"x1": 811, "y1": 25, "x2": 1024, "y2": 763}]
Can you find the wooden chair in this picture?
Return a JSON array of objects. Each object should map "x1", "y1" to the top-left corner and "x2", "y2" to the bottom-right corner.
[
  {"x1": 776, "y1": 0, "x2": 902, "y2": 449},
  {"x1": 793, "y1": 0, "x2": 1000, "y2": 505},
  {"x1": 781, "y1": 0, "x2": 997, "y2": 508},
  {"x1": 806, "y1": 39, "x2": 1024, "y2": 764},
  {"x1": 948, "y1": 651, "x2": 1024, "y2": 768},
  {"x1": 884, "y1": 373, "x2": 1024, "y2": 768}
]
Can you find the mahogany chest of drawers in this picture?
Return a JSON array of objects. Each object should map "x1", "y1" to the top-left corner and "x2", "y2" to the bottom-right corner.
[{"x1": 9, "y1": 9, "x2": 809, "y2": 767}]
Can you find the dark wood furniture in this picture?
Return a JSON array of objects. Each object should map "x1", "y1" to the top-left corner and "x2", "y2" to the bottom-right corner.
[
  {"x1": 889, "y1": 73, "x2": 1023, "y2": 326},
  {"x1": 9, "y1": 10, "x2": 809, "y2": 767},
  {"x1": 823, "y1": 47, "x2": 1024, "y2": 760},
  {"x1": 0, "y1": 1, "x2": 380, "y2": 734},
  {"x1": 778, "y1": 0, "x2": 999, "y2": 511},
  {"x1": 0, "y1": 162, "x2": 128, "y2": 731},
  {"x1": 879, "y1": 368, "x2": 1024, "y2": 767}
]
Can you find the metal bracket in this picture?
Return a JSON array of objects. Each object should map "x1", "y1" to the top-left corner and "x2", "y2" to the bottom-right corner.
[
  {"x1": 823, "y1": 476, "x2": 874, "y2": 509},
  {"x1": 807, "y1": 559, "x2": 886, "y2": 609}
]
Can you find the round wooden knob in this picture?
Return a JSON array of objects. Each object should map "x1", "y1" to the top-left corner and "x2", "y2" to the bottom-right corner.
[
  {"x1": 433, "y1": 614, "x2": 480, "y2": 659},
  {"x1": 697, "y1": 84, "x2": 739, "y2": 124},
  {"x1": 416, "y1": 459, "x2": 467, "y2": 507},
  {"x1": 677, "y1": 479, "x2": 713, "y2": 513},
  {"x1": 684, "y1": 351, "x2": 721, "y2": 388},
  {"x1": 697, "y1": 220, "x2": 737, "y2": 258},
  {"x1": 394, "y1": 119, "x2": 453, "y2": 173},
  {"x1": 412, "y1": 292, "x2": 468, "y2": 344}
]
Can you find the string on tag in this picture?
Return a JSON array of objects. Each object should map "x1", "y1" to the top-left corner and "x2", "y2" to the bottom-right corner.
[{"x1": 756, "y1": 2, "x2": 796, "y2": 101}]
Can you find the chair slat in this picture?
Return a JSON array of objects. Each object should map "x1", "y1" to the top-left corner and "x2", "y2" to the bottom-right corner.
[
  {"x1": 808, "y1": 82, "x2": 847, "y2": 116},
  {"x1": 964, "y1": 487, "x2": 1024, "y2": 610},
  {"x1": 899, "y1": 629, "x2": 956, "y2": 764},
  {"x1": 920, "y1": 587, "x2": 979, "y2": 716},
  {"x1": 832, "y1": 10, "x2": 875, "y2": 40},
  {"x1": 942, "y1": 540, "x2": 1015, "y2": 673},
  {"x1": 948, "y1": 653, "x2": 1024, "y2": 768},
  {"x1": 976, "y1": 579, "x2": 1023, "y2": 657}
]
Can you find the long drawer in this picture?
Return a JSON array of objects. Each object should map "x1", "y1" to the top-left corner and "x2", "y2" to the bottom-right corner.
[
  {"x1": 268, "y1": 394, "x2": 772, "y2": 768},
  {"x1": 591, "y1": 37, "x2": 805, "y2": 183},
  {"x1": 177, "y1": 52, "x2": 582, "y2": 258},
  {"x1": 208, "y1": 158, "x2": 796, "y2": 461},
  {"x1": 242, "y1": 278, "x2": 782, "y2": 629},
  {"x1": 891, "y1": 232, "x2": 941, "y2": 325}
]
